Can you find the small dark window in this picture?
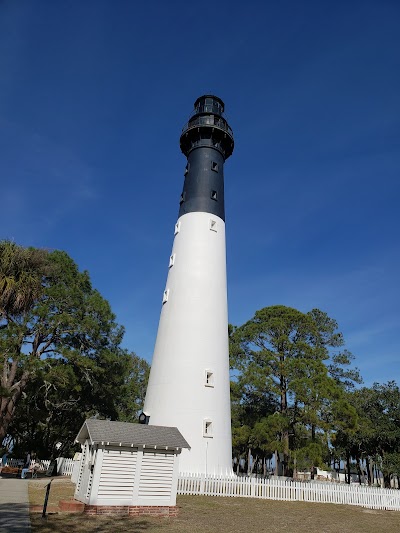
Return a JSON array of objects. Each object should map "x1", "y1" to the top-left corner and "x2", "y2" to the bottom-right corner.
[
  {"x1": 162, "y1": 289, "x2": 169, "y2": 304},
  {"x1": 211, "y1": 190, "x2": 218, "y2": 201},
  {"x1": 179, "y1": 191, "x2": 186, "y2": 204},
  {"x1": 211, "y1": 161, "x2": 218, "y2": 172},
  {"x1": 205, "y1": 370, "x2": 214, "y2": 387},
  {"x1": 203, "y1": 419, "x2": 213, "y2": 437}
]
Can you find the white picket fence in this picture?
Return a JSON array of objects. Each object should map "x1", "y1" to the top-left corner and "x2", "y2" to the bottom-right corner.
[
  {"x1": 55, "y1": 457, "x2": 74, "y2": 476},
  {"x1": 177, "y1": 473, "x2": 400, "y2": 511},
  {"x1": 7, "y1": 457, "x2": 74, "y2": 476},
  {"x1": 6, "y1": 459, "x2": 400, "y2": 511}
]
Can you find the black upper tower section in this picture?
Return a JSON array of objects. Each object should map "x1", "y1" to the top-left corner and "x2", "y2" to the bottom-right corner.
[{"x1": 178, "y1": 95, "x2": 234, "y2": 222}]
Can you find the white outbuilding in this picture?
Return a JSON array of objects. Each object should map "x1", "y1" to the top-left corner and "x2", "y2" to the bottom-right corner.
[{"x1": 74, "y1": 419, "x2": 190, "y2": 514}]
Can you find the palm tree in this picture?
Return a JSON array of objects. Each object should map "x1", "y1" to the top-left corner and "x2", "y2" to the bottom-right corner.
[
  {"x1": 0, "y1": 240, "x2": 49, "y2": 318},
  {"x1": 0, "y1": 241, "x2": 50, "y2": 439}
]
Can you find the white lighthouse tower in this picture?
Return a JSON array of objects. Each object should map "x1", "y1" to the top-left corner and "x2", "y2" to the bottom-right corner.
[{"x1": 142, "y1": 95, "x2": 234, "y2": 475}]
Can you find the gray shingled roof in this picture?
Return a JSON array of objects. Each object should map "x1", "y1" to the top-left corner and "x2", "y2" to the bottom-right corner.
[{"x1": 75, "y1": 419, "x2": 190, "y2": 450}]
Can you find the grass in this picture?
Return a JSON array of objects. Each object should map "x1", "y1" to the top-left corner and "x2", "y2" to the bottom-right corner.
[
  {"x1": 29, "y1": 480, "x2": 400, "y2": 532},
  {"x1": 29, "y1": 477, "x2": 76, "y2": 507}
]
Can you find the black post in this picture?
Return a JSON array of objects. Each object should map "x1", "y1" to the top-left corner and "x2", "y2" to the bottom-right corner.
[{"x1": 42, "y1": 479, "x2": 52, "y2": 519}]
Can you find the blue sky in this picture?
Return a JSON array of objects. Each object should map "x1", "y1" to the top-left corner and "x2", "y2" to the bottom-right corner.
[{"x1": 1, "y1": 1, "x2": 399, "y2": 387}]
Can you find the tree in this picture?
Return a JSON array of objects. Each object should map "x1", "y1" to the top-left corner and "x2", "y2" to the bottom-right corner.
[
  {"x1": 0, "y1": 241, "x2": 50, "y2": 319},
  {"x1": 0, "y1": 243, "x2": 129, "y2": 441},
  {"x1": 230, "y1": 376, "x2": 277, "y2": 475},
  {"x1": 9, "y1": 351, "x2": 149, "y2": 458},
  {"x1": 306, "y1": 309, "x2": 362, "y2": 390},
  {"x1": 230, "y1": 324, "x2": 278, "y2": 475},
  {"x1": 334, "y1": 382, "x2": 400, "y2": 487},
  {"x1": 114, "y1": 353, "x2": 150, "y2": 423},
  {"x1": 230, "y1": 305, "x2": 359, "y2": 476},
  {"x1": 0, "y1": 241, "x2": 52, "y2": 433}
]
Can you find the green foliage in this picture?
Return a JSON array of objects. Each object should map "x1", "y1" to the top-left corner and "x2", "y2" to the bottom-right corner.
[
  {"x1": 0, "y1": 240, "x2": 50, "y2": 317},
  {"x1": 333, "y1": 381, "x2": 400, "y2": 486},
  {"x1": 252, "y1": 414, "x2": 289, "y2": 455},
  {"x1": 0, "y1": 242, "x2": 149, "y2": 455},
  {"x1": 292, "y1": 442, "x2": 325, "y2": 473},
  {"x1": 230, "y1": 305, "x2": 360, "y2": 476},
  {"x1": 380, "y1": 452, "x2": 400, "y2": 479},
  {"x1": 114, "y1": 353, "x2": 150, "y2": 423},
  {"x1": 9, "y1": 351, "x2": 149, "y2": 458}
]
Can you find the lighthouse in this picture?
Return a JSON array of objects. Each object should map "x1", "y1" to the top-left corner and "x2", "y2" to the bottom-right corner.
[{"x1": 143, "y1": 95, "x2": 234, "y2": 475}]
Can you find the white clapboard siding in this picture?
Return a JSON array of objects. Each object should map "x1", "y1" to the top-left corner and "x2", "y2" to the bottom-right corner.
[
  {"x1": 138, "y1": 451, "x2": 175, "y2": 500},
  {"x1": 97, "y1": 447, "x2": 138, "y2": 500}
]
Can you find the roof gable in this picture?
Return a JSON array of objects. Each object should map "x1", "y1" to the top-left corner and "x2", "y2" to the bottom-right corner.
[{"x1": 75, "y1": 419, "x2": 190, "y2": 450}]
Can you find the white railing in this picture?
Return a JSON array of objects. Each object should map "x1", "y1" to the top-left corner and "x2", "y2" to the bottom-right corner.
[
  {"x1": 177, "y1": 473, "x2": 400, "y2": 511},
  {"x1": 56, "y1": 457, "x2": 74, "y2": 476},
  {"x1": 7, "y1": 457, "x2": 74, "y2": 476}
]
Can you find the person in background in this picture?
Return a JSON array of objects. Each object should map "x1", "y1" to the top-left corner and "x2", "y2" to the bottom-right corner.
[
  {"x1": 28, "y1": 454, "x2": 40, "y2": 477},
  {"x1": 0, "y1": 449, "x2": 9, "y2": 475},
  {"x1": 21, "y1": 451, "x2": 31, "y2": 479}
]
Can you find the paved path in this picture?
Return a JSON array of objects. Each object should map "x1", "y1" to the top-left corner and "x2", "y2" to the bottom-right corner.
[{"x1": 0, "y1": 477, "x2": 31, "y2": 532}]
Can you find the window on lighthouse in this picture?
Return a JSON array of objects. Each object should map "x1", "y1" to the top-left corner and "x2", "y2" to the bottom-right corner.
[
  {"x1": 209, "y1": 219, "x2": 217, "y2": 232},
  {"x1": 203, "y1": 419, "x2": 213, "y2": 438},
  {"x1": 205, "y1": 370, "x2": 214, "y2": 387},
  {"x1": 162, "y1": 289, "x2": 169, "y2": 304}
]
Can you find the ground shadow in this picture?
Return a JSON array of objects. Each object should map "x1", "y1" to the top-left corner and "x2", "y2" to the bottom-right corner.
[
  {"x1": 0, "y1": 502, "x2": 31, "y2": 532},
  {"x1": 30, "y1": 514, "x2": 164, "y2": 532}
]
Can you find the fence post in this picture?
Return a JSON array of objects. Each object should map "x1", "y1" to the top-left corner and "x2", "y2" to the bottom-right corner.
[
  {"x1": 250, "y1": 476, "x2": 255, "y2": 498},
  {"x1": 200, "y1": 474, "x2": 205, "y2": 495},
  {"x1": 42, "y1": 480, "x2": 52, "y2": 518}
]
